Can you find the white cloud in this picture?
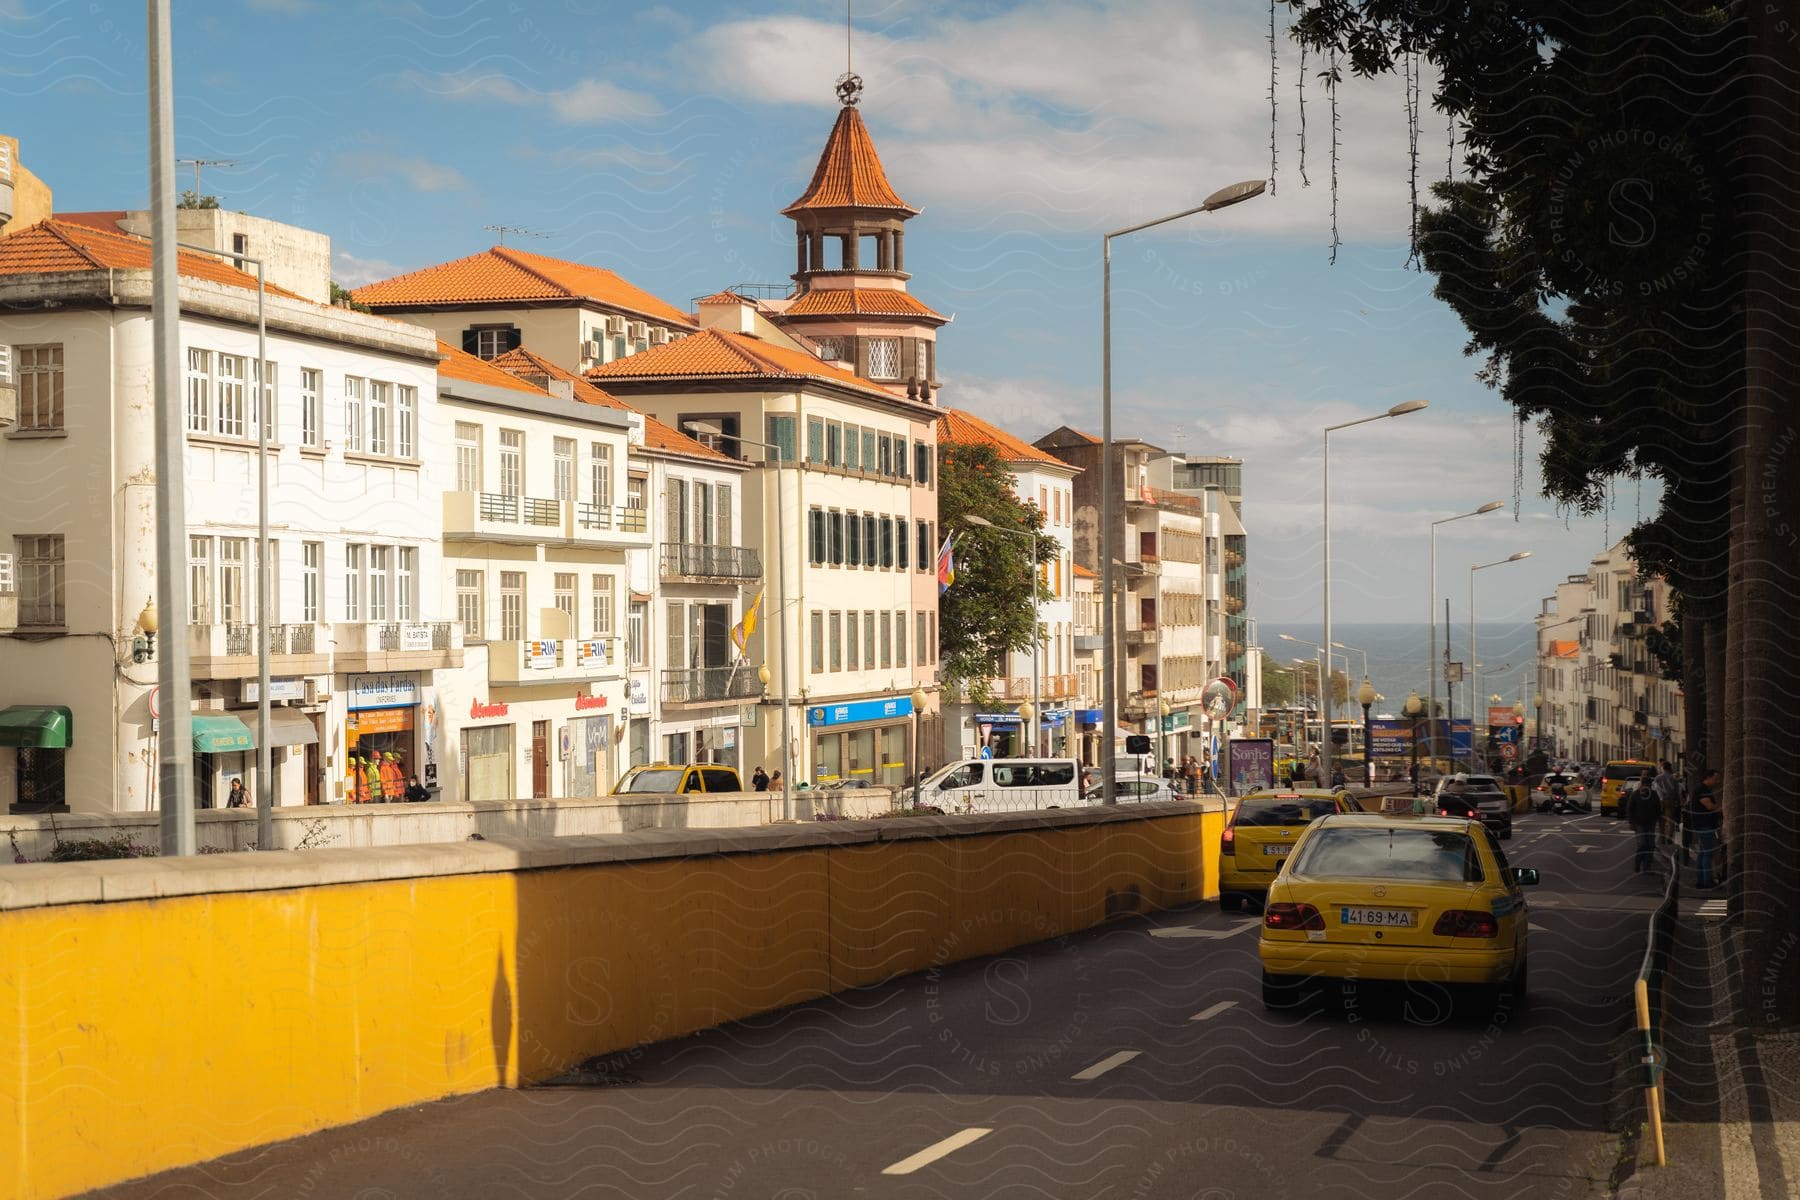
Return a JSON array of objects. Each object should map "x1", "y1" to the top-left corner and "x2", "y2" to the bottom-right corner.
[
  {"x1": 334, "y1": 151, "x2": 469, "y2": 194},
  {"x1": 331, "y1": 250, "x2": 403, "y2": 289},
  {"x1": 684, "y1": 1, "x2": 1432, "y2": 238},
  {"x1": 403, "y1": 69, "x2": 661, "y2": 125}
]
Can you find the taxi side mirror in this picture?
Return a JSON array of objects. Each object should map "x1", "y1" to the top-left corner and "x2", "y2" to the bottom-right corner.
[{"x1": 1510, "y1": 867, "x2": 1540, "y2": 886}]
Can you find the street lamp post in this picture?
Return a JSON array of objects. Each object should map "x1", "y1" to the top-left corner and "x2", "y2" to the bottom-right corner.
[
  {"x1": 1018, "y1": 700, "x2": 1035, "y2": 758},
  {"x1": 1158, "y1": 697, "x2": 1171, "y2": 784},
  {"x1": 1470, "y1": 550, "x2": 1532, "y2": 772},
  {"x1": 693, "y1": 424, "x2": 792, "y2": 820},
  {"x1": 1103, "y1": 178, "x2": 1266, "y2": 804},
  {"x1": 1404, "y1": 690, "x2": 1424, "y2": 795},
  {"x1": 1279, "y1": 632, "x2": 1350, "y2": 767},
  {"x1": 962, "y1": 514, "x2": 1043, "y2": 756},
  {"x1": 1322, "y1": 399, "x2": 1430, "y2": 788},
  {"x1": 1533, "y1": 690, "x2": 1545, "y2": 754},
  {"x1": 911, "y1": 686, "x2": 928, "y2": 808},
  {"x1": 1357, "y1": 677, "x2": 1377, "y2": 788},
  {"x1": 1427, "y1": 501, "x2": 1504, "y2": 774}
]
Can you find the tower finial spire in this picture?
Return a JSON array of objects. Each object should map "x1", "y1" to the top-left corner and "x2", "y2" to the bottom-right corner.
[{"x1": 835, "y1": 0, "x2": 863, "y2": 106}]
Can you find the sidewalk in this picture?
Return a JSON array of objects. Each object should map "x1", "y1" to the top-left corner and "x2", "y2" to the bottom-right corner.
[{"x1": 1616, "y1": 906, "x2": 1800, "y2": 1200}]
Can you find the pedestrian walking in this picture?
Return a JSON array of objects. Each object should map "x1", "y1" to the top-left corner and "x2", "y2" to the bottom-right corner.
[
  {"x1": 226, "y1": 777, "x2": 249, "y2": 809},
  {"x1": 768, "y1": 770, "x2": 783, "y2": 794},
  {"x1": 1653, "y1": 761, "x2": 1681, "y2": 844},
  {"x1": 751, "y1": 766, "x2": 770, "y2": 792},
  {"x1": 1627, "y1": 773, "x2": 1661, "y2": 873},
  {"x1": 1184, "y1": 755, "x2": 1201, "y2": 797},
  {"x1": 1688, "y1": 768, "x2": 1722, "y2": 888},
  {"x1": 1307, "y1": 749, "x2": 1323, "y2": 788}
]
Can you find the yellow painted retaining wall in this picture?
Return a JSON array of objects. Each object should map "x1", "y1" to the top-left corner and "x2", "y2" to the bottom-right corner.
[{"x1": 0, "y1": 804, "x2": 1220, "y2": 1199}]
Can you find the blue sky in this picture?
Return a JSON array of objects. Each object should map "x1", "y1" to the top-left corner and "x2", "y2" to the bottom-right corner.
[{"x1": 4, "y1": 0, "x2": 1641, "y2": 623}]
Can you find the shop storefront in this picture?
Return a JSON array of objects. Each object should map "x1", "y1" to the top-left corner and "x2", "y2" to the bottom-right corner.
[
  {"x1": 563, "y1": 706, "x2": 615, "y2": 799},
  {"x1": 191, "y1": 712, "x2": 255, "y2": 809},
  {"x1": 345, "y1": 674, "x2": 420, "y2": 803},
  {"x1": 1076, "y1": 708, "x2": 1103, "y2": 766},
  {"x1": 808, "y1": 696, "x2": 914, "y2": 788},
  {"x1": 462, "y1": 696, "x2": 514, "y2": 803},
  {"x1": 0, "y1": 705, "x2": 73, "y2": 814}
]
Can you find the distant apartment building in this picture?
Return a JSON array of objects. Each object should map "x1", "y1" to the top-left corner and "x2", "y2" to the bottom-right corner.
[
  {"x1": 1156, "y1": 454, "x2": 1249, "y2": 707},
  {"x1": 1536, "y1": 539, "x2": 1684, "y2": 764},
  {"x1": 935, "y1": 407, "x2": 1078, "y2": 759},
  {"x1": 1071, "y1": 562, "x2": 1103, "y2": 762},
  {"x1": 353, "y1": 245, "x2": 699, "y2": 375},
  {"x1": 0, "y1": 214, "x2": 455, "y2": 813}
]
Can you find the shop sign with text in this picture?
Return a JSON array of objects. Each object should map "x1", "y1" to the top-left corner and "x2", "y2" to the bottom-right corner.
[
  {"x1": 576, "y1": 639, "x2": 610, "y2": 668},
  {"x1": 526, "y1": 640, "x2": 559, "y2": 670},
  {"x1": 348, "y1": 673, "x2": 419, "y2": 711}
]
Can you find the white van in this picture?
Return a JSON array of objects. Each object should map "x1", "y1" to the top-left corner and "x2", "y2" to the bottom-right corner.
[{"x1": 919, "y1": 757, "x2": 1083, "y2": 812}]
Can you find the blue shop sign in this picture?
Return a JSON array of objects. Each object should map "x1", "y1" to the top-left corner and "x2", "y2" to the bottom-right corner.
[
  {"x1": 1077, "y1": 708, "x2": 1104, "y2": 725},
  {"x1": 976, "y1": 709, "x2": 1068, "y2": 727},
  {"x1": 807, "y1": 696, "x2": 914, "y2": 727}
]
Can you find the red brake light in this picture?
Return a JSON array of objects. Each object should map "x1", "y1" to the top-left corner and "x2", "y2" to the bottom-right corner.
[
  {"x1": 1265, "y1": 902, "x2": 1324, "y2": 931},
  {"x1": 1432, "y1": 910, "x2": 1499, "y2": 938},
  {"x1": 1221, "y1": 827, "x2": 1235, "y2": 854}
]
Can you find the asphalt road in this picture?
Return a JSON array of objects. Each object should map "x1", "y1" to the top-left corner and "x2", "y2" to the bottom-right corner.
[{"x1": 92, "y1": 810, "x2": 1666, "y2": 1200}]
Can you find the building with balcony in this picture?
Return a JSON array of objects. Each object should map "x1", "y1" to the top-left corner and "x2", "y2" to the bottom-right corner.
[
  {"x1": 1037, "y1": 427, "x2": 1229, "y2": 767},
  {"x1": 1535, "y1": 538, "x2": 1684, "y2": 766},
  {"x1": 0, "y1": 212, "x2": 454, "y2": 813},
  {"x1": 1157, "y1": 454, "x2": 1250, "y2": 715},
  {"x1": 934, "y1": 407, "x2": 1078, "y2": 758},
  {"x1": 352, "y1": 245, "x2": 699, "y2": 376}
]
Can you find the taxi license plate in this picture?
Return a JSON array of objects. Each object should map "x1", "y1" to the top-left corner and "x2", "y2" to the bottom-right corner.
[
  {"x1": 1340, "y1": 907, "x2": 1414, "y2": 928},
  {"x1": 1263, "y1": 845, "x2": 1292, "y2": 857}
]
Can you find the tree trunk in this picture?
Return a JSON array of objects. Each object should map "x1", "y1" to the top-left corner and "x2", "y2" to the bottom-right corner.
[
  {"x1": 1734, "y1": 0, "x2": 1800, "y2": 1029},
  {"x1": 1681, "y1": 611, "x2": 1705, "y2": 778}
]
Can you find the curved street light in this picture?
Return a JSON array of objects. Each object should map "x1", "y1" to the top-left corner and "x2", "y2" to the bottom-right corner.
[
  {"x1": 1427, "y1": 500, "x2": 1505, "y2": 770},
  {"x1": 1470, "y1": 550, "x2": 1532, "y2": 770}
]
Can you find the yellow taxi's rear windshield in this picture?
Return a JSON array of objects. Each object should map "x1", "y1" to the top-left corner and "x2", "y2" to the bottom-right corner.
[
  {"x1": 1603, "y1": 763, "x2": 1654, "y2": 781},
  {"x1": 1293, "y1": 827, "x2": 1486, "y2": 883},
  {"x1": 619, "y1": 767, "x2": 685, "y2": 793},
  {"x1": 1234, "y1": 796, "x2": 1340, "y2": 826}
]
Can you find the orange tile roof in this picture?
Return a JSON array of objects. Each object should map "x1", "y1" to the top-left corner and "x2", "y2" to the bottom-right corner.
[
  {"x1": 586, "y1": 327, "x2": 898, "y2": 401},
  {"x1": 1073, "y1": 563, "x2": 1097, "y2": 580},
  {"x1": 489, "y1": 347, "x2": 730, "y2": 462},
  {"x1": 436, "y1": 340, "x2": 548, "y2": 394},
  {"x1": 784, "y1": 287, "x2": 943, "y2": 321},
  {"x1": 353, "y1": 246, "x2": 697, "y2": 328},
  {"x1": 783, "y1": 106, "x2": 918, "y2": 216},
  {"x1": 0, "y1": 218, "x2": 304, "y2": 298},
  {"x1": 696, "y1": 289, "x2": 748, "y2": 305},
  {"x1": 1549, "y1": 639, "x2": 1580, "y2": 659},
  {"x1": 937, "y1": 408, "x2": 1072, "y2": 468}
]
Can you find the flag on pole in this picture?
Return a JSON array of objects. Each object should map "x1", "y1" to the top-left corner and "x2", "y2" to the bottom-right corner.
[
  {"x1": 731, "y1": 588, "x2": 764, "y2": 653},
  {"x1": 936, "y1": 536, "x2": 955, "y2": 594}
]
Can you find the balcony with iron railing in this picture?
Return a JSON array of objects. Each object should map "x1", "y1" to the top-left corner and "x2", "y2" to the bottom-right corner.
[
  {"x1": 333, "y1": 620, "x2": 464, "y2": 673},
  {"x1": 659, "y1": 543, "x2": 762, "y2": 581},
  {"x1": 662, "y1": 665, "x2": 762, "y2": 705},
  {"x1": 444, "y1": 491, "x2": 650, "y2": 545},
  {"x1": 987, "y1": 673, "x2": 1079, "y2": 701},
  {"x1": 186, "y1": 622, "x2": 335, "y2": 678}
]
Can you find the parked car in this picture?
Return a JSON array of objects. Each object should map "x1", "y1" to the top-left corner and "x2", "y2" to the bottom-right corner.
[
  {"x1": 916, "y1": 757, "x2": 1082, "y2": 810},
  {"x1": 612, "y1": 764, "x2": 744, "y2": 795}
]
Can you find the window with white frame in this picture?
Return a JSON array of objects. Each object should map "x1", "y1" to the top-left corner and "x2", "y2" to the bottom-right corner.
[
  {"x1": 367, "y1": 381, "x2": 389, "y2": 455},
  {"x1": 554, "y1": 438, "x2": 575, "y2": 502},
  {"x1": 814, "y1": 336, "x2": 844, "y2": 362},
  {"x1": 343, "y1": 376, "x2": 365, "y2": 452},
  {"x1": 396, "y1": 547, "x2": 416, "y2": 621},
  {"x1": 215, "y1": 354, "x2": 246, "y2": 439},
  {"x1": 396, "y1": 385, "x2": 416, "y2": 459},
  {"x1": 301, "y1": 542, "x2": 321, "y2": 624},
  {"x1": 455, "y1": 422, "x2": 481, "y2": 492},
  {"x1": 592, "y1": 574, "x2": 614, "y2": 636},
  {"x1": 189, "y1": 536, "x2": 212, "y2": 624},
  {"x1": 185, "y1": 349, "x2": 211, "y2": 434},
  {"x1": 251, "y1": 359, "x2": 277, "y2": 441},
  {"x1": 300, "y1": 369, "x2": 321, "y2": 448},
  {"x1": 554, "y1": 573, "x2": 576, "y2": 623},
  {"x1": 500, "y1": 572, "x2": 525, "y2": 641},
  {"x1": 263, "y1": 538, "x2": 280, "y2": 624},
  {"x1": 456, "y1": 570, "x2": 484, "y2": 639},
  {"x1": 499, "y1": 430, "x2": 523, "y2": 497},
  {"x1": 628, "y1": 600, "x2": 646, "y2": 666},
  {"x1": 867, "y1": 337, "x2": 900, "y2": 380},
  {"x1": 590, "y1": 443, "x2": 613, "y2": 508},
  {"x1": 367, "y1": 545, "x2": 390, "y2": 622},
  {"x1": 218, "y1": 538, "x2": 248, "y2": 625},
  {"x1": 344, "y1": 544, "x2": 364, "y2": 622},
  {"x1": 14, "y1": 535, "x2": 65, "y2": 628},
  {"x1": 17, "y1": 345, "x2": 64, "y2": 431}
]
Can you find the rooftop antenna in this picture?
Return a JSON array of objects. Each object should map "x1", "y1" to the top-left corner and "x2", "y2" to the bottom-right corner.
[
  {"x1": 835, "y1": 0, "x2": 862, "y2": 106},
  {"x1": 483, "y1": 223, "x2": 550, "y2": 246},
  {"x1": 176, "y1": 157, "x2": 236, "y2": 196}
]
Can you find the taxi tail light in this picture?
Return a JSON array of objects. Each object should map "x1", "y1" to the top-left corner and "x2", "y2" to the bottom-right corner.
[
  {"x1": 1265, "y1": 902, "x2": 1324, "y2": 931},
  {"x1": 1433, "y1": 910, "x2": 1499, "y2": 938},
  {"x1": 1221, "y1": 827, "x2": 1235, "y2": 854}
]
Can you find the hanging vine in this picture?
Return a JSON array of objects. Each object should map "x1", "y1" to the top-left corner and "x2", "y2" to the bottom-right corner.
[
  {"x1": 1326, "y1": 46, "x2": 1341, "y2": 264},
  {"x1": 1298, "y1": 39, "x2": 1310, "y2": 186},
  {"x1": 1268, "y1": 0, "x2": 1279, "y2": 193}
]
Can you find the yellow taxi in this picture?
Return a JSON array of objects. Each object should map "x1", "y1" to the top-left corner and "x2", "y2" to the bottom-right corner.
[
  {"x1": 1258, "y1": 812, "x2": 1539, "y2": 1009},
  {"x1": 1598, "y1": 759, "x2": 1657, "y2": 817},
  {"x1": 611, "y1": 763, "x2": 744, "y2": 796},
  {"x1": 1219, "y1": 788, "x2": 1358, "y2": 913}
]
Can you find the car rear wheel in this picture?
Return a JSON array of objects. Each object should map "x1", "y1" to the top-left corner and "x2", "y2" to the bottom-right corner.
[{"x1": 1219, "y1": 894, "x2": 1240, "y2": 914}]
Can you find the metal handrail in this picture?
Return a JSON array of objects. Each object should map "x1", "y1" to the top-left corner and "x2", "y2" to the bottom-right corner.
[{"x1": 1633, "y1": 850, "x2": 1681, "y2": 1166}]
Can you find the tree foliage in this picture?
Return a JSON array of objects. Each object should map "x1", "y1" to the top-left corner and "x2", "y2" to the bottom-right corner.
[
  {"x1": 177, "y1": 189, "x2": 220, "y2": 209},
  {"x1": 935, "y1": 443, "x2": 1056, "y2": 706}
]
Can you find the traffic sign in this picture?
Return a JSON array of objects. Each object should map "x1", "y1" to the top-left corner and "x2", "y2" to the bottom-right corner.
[
  {"x1": 1500, "y1": 743, "x2": 1518, "y2": 760},
  {"x1": 148, "y1": 687, "x2": 160, "y2": 719}
]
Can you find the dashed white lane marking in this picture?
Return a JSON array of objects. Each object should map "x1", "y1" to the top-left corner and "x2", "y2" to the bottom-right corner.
[
  {"x1": 1071, "y1": 1050, "x2": 1141, "y2": 1081},
  {"x1": 1149, "y1": 921, "x2": 1259, "y2": 940},
  {"x1": 1190, "y1": 1001, "x2": 1237, "y2": 1022},
  {"x1": 881, "y1": 1128, "x2": 993, "y2": 1175}
]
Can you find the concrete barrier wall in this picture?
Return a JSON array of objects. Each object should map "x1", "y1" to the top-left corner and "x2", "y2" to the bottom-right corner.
[
  {"x1": 1, "y1": 787, "x2": 895, "y2": 858},
  {"x1": 0, "y1": 800, "x2": 1222, "y2": 1199}
]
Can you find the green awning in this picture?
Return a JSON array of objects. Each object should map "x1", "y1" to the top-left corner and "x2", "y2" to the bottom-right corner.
[
  {"x1": 191, "y1": 714, "x2": 255, "y2": 753},
  {"x1": 0, "y1": 705, "x2": 73, "y2": 749}
]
